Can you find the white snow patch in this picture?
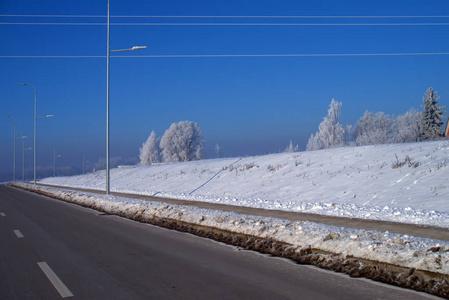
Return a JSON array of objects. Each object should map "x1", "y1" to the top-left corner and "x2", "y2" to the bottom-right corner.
[{"x1": 40, "y1": 140, "x2": 449, "y2": 227}]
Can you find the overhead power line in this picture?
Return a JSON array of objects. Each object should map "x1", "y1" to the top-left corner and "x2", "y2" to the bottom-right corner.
[
  {"x1": 1, "y1": 52, "x2": 449, "y2": 59},
  {"x1": 1, "y1": 14, "x2": 449, "y2": 19},
  {"x1": 2, "y1": 22, "x2": 449, "y2": 26}
]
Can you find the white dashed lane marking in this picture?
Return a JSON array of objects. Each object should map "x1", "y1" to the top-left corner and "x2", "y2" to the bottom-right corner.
[
  {"x1": 37, "y1": 262, "x2": 74, "y2": 298},
  {"x1": 0, "y1": 212, "x2": 5, "y2": 217},
  {"x1": 13, "y1": 229, "x2": 24, "y2": 238}
]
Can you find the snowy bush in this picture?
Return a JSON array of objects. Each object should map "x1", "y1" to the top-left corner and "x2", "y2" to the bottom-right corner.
[
  {"x1": 267, "y1": 164, "x2": 283, "y2": 172},
  {"x1": 242, "y1": 163, "x2": 257, "y2": 171},
  {"x1": 307, "y1": 99, "x2": 345, "y2": 151},
  {"x1": 436, "y1": 159, "x2": 449, "y2": 170},
  {"x1": 421, "y1": 87, "x2": 444, "y2": 140},
  {"x1": 355, "y1": 112, "x2": 395, "y2": 146},
  {"x1": 391, "y1": 154, "x2": 420, "y2": 169},
  {"x1": 160, "y1": 121, "x2": 203, "y2": 162},
  {"x1": 395, "y1": 109, "x2": 422, "y2": 143},
  {"x1": 139, "y1": 131, "x2": 160, "y2": 165}
]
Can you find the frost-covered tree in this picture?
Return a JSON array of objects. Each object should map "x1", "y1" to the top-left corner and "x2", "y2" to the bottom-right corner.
[
  {"x1": 215, "y1": 144, "x2": 221, "y2": 158},
  {"x1": 355, "y1": 112, "x2": 395, "y2": 146},
  {"x1": 160, "y1": 121, "x2": 203, "y2": 162},
  {"x1": 421, "y1": 87, "x2": 444, "y2": 140},
  {"x1": 395, "y1": 109, "x2": 422, "y2": 143},
  {"x1": 139, "y1": 131, "x2": 160, "y2": 165},
  {"x1": 284, "y1": 140, "x2": 299, "y2": 152},
  {"x1": 306, "y1": 133, "x2": 319, "y2": 151},
  {"x1": 344, "y1": 124, "x2": 355, "y2": 145},
  {"x1": 306, "y1": 99, "x2": 345, "y2": 151}
]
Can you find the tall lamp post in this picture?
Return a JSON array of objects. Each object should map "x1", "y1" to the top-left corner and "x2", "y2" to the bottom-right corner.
[
  {"x1": 38, "y1": 114, "x2": 56, "y2": 177},
  {"x1": 22, "y1": 146, "x2": 33, "y2": 181},
  {"x1": 19, "y1": 83, "x2": 37, "y2": 185},
  {"x1": 7, "y1": 115, "x2": 16, "y2": 181},
  {"x1": 82, "y1": 152, "x2": 86, "y2": 174},
  {"x1": 19, "y1": 135, "x2": 27, "y2": 181},
  {"x1": 105, "y1": 0, "x2": 146, "y2": 194},
  {"x1": 53, "y1": 149, "x2": 62, "y2": 177}
]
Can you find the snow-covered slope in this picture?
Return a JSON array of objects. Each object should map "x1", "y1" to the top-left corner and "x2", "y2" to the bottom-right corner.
[{"x1": 40, "y1": 140, "x2": 449, "y2": 226}]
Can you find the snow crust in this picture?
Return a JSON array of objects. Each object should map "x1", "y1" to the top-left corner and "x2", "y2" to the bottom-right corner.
[
  {"x1": 20, "y1": 183, "x2": 449, "y2": 275},
  {"x1": 40, "y1": 140, "x2": 449, "y2": 227}
]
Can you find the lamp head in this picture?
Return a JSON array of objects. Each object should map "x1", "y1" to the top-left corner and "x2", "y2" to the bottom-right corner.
[{"x1": 131, "y1": 45, "x2": 147, "y2": 51}]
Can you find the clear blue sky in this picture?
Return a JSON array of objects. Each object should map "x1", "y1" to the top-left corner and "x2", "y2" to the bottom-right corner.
[{"x1": 1, "y1": 0, "x2": 449, "y2": 180}]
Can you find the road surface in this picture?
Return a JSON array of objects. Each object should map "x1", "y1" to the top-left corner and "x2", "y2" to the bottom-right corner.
[{"x1": 0, "y1": 186, "x2": 438, "y2": 299}]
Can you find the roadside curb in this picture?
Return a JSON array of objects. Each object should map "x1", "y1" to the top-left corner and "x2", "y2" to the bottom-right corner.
[{"x1": 34, "y1": 182, "x2": 449, "y2": 242}]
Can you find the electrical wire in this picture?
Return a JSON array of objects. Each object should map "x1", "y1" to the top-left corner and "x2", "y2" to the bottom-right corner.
[
  {"x1": 2, "y1": 22, "x2": 449, "y2": 26},
  {"x1": 1, "y1": 52, "x2": 449, "y2": 59},
  {"x1": 1, "y1": 14, "x2": 449, "y2": 19}
]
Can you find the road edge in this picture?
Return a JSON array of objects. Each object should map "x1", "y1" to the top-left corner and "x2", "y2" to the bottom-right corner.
[{"x1": 11, "y1": 183, "x2": 449, "y2": 298}]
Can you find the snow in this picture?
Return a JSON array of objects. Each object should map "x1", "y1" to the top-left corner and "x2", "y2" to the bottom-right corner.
[
  {"x1": 17, "y1": 183, "x2": 449, "y2": 275},
  {"x1": 40, "y1": 140, "x2": 449, "y2": 227}
]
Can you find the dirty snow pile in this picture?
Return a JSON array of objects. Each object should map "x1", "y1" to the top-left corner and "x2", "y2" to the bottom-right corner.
[
  {"x1": 17, "y1": 183, "x2": 449, "y2": 275},
  {"x1": 40, "y1": 140, "x2": 449, "y2": 227}
]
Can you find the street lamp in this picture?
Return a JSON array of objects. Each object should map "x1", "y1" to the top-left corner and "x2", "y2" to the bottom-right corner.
[
  {"x1": 7, "y1": 115, "x2": 16, "y2": 181},
  {"x1": 19, "y1": 82, "x2": 37, "y2": 185},
  {"x1": 105, "y1": 0, "x2": 146, "y2": 194},
  {"x1": 53, "y1": 149, "x2": 62, "y2": 177},
  {"x1": 18, "y1": 135, "x2": 27, "y2": 181},
  {"x1": 110, "y1": 46, "x2": 147, "y2": 53},
  {"x1": 38, "y1": 114, "x2": 55, "y2": 120},
  {"x1": 82, "y1": 152, "x2": 86, "y2": 174},
  {"x1": 37, "y1": 114, "x2": 56, "y2": 179},
  {"x1": 22, "y1": 146, "x2": 33, "y2": 181},
  {"x1": 16, "y1": 82, "x2": 54, "y2": 184}
]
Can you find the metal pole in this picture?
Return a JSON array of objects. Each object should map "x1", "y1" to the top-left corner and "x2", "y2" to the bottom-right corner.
[
  {"x1": 12, "y1": 125, "x2": 16, "y2": 181},
  {"x1": 53, "y1": 148, "x2": 56, "y2": 177},
  {"x1": 33, "y1": 87, "x2": 37, "y2": 185},
  {"x1": 82, "y1": 153, "x2": 85, "y2": 174},
  {"x1": 22, "y1": 138, "x2": 25, "y2": 181},
  {"x1": 105, "y1": 0, "x2": 111, "y2": 194}
]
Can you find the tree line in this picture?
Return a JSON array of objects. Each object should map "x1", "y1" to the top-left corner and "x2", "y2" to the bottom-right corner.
[
  {"x1": 139, "y1": 87, "x2": 446, "y2": 165},
  {"x1": 306, "y1": 87, "x2": 445, "y2": 151}
]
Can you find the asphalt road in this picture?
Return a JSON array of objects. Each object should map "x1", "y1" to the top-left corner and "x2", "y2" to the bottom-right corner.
[{"x1": 0, "y1": 186, "x2": 439, "y2": 300}]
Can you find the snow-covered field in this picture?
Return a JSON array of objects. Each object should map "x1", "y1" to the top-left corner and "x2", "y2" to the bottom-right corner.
[{"x1": 40, "y1": 140, "x2": 449, "y2": 227}]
